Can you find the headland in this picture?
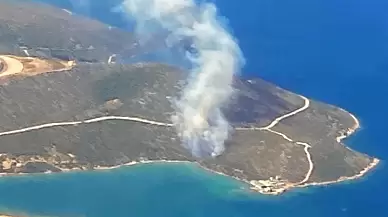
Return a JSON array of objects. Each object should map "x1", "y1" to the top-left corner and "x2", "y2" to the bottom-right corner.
[{"x1": 0, "y1": 0, "x2": 380, "y2": 198}]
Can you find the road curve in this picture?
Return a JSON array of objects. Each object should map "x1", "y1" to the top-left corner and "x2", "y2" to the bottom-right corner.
[
  {"x1": 262, "y1": 95, "x2": 310, "y2": 130},
  {"x1": 0, "y1": 93, "x2": 314, "y2": 186}
]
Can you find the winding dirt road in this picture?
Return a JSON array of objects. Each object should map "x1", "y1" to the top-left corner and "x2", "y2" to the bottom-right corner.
[
  {"x1": 0, "y1": 116, "x2": 172, "y2": 137},
  {"x1": 235, "y1": 95, "x2": 314, "y2": 185},
  {"x1": 0, "y1": 55, "x2": 369, "y2": 191},
  {"x1": 262, "y1": 95, "x2": 310, "y2": 130},
  {"x1": 0, "y1": 95, "x2": 315, "y2": 186}
]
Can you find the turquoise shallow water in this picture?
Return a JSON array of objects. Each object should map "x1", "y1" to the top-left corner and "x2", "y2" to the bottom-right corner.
[
  {"x1": 1, "y1": 0, "x2": 388, "y2": 216},
  {"x1": 0, "y1": 163, "x2": 248, "y2": 217},
  {"x1": 0, "y1": 160, "x2": 385, "y2": 217}
]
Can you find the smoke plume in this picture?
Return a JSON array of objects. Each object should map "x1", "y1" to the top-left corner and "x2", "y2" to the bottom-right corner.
[{"x1": 119, "y1": 0, "x2": 244, "y2": 158}]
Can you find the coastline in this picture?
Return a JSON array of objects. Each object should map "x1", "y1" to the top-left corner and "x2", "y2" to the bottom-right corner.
[
  {"x1": 298, "y1": 108, "x2": 380, "y2": 189},
  {"x1": 0, "y1": 56, "x2": 379, "y2": 196},
  {"x1": 336, "y1": 108, "x2": 361, "y2": 143},
  {"x1": 0, "y1": 155, "x2": 379, "y2": 196},
  {"x1": 298, "y1": 158, "x2": 380, "y2": 188},
  {"x1": 0, "y1": 150, "x2": 380, "y2": 197},
  {"x1": 0, "y1": 96, "x2": 380, "y2": 196}
]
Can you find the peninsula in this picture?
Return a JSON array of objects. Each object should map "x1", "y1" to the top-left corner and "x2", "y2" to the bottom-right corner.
[{"x1": 0, "y1": 0, "x2": 379, "y2": 196}]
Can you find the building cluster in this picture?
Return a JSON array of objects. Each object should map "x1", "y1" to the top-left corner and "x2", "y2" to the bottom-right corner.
[{"x1": 250, "y1": 175, "x2": 288, "y2": 194}]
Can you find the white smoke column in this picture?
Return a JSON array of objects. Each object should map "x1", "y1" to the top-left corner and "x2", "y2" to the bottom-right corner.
[{"x1": 120, "y1": 0, "x2": 244, "y2": 158}]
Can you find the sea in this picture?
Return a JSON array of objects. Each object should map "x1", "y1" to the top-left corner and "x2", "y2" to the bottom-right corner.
[{"x1": 0, "y1": 0, "x2": 387, "y2": 216}]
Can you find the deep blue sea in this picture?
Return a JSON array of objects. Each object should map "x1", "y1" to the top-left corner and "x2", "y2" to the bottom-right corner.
[{"x1": 1, "y1": 0, "x2": 387, "y2": 216}]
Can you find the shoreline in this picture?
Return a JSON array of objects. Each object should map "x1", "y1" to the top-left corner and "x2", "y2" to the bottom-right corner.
[
  {"x1": 336, "y1": 108, "x2": 361, "y2": 143},
  {"x1": 298, "y1": 158, "x2": 380, "y2": 188},
  {"x1": 0, "y1": 154, "x2": 380, "y2": 196},
  {"x1": 298, "y1": 107, "x2": 380, "y2": 189},
  {"x1": 0, "y1": 97, "x2": 380, "y2": 196},
  {"x1": 0, "y1": 59, "x2": 379, "y2": 196},
  {"x1": 0, "y1": 156, "x2": 380, "y2": 196}
]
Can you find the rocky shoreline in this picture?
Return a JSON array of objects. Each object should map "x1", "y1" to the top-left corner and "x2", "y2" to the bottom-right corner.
[{"x1": 0, "y1": 94, "x2": 380, "y2": 196}]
